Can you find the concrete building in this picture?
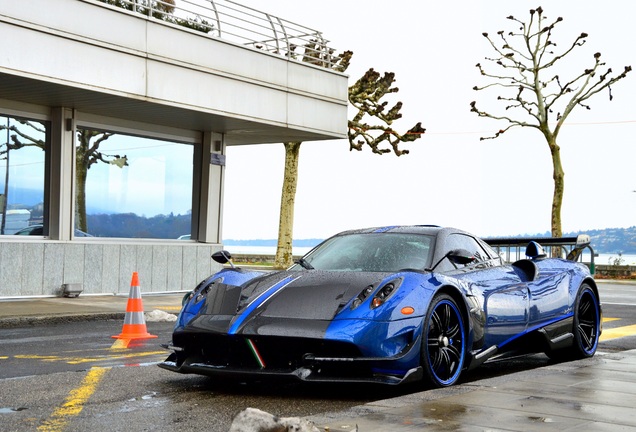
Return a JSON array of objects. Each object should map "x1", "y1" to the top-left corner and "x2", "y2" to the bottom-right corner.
[{"x1": 0, "y1": 0, "x2": 347, "y2": 297}]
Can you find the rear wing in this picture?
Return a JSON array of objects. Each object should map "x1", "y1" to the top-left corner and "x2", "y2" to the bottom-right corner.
[{"x1": 484, "y1": 235, "x2": 596, "y2": 273}]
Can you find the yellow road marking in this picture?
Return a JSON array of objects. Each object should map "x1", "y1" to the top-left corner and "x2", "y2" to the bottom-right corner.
[
  {"x1": 600, "y1": 324, "x2": 636, "y2": 342},
  {"x1": 158, "y1": 306, "x2": 181, "y2": 311},
  {"x1": 38, "y1": 366, "x2": 108, "y2": 432},
  {"x1": 15, "y1": 351, "x2": 166, "y2": 365},
  {"x1": 16, "y1": 346, "x2": 149, "y2": 355},
  {"x1": 110, "y1": 338, "x2": 130, "y2": 350},
  {"x1": 0, "y1": 356, "x2": 8, "y2": 360},
  {"x1": 603, "y1": 317, "x2": 621, "y2": 323}
]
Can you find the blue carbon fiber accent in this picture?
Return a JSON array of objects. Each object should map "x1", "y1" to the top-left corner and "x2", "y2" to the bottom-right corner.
[
  {"x1": 373, "y1": 226, "x2": 397, "y2": 233},
  {"x1": 228, "y1": 275, "x2": 301, "y2": 334},
  {"x1": 497, "y1": 312, "x2": 574, "y2": 348}
]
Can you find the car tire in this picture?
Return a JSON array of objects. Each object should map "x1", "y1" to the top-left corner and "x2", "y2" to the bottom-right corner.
[
  {"x1": 421, "y1": 293, "x2": 466, "y2": 387},
  {"x1": 548, "y1": 283, "x2": 600, "y2": 361}
]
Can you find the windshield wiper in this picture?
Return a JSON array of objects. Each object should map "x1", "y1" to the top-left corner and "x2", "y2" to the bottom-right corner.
[{"x1": 295, "y1": 258, "x2": 314, "y2": 270}]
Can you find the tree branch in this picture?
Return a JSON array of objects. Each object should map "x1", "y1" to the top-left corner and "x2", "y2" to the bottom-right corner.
[{"x1": 347, "y1": 68, "x2": 425, "y2": 156}]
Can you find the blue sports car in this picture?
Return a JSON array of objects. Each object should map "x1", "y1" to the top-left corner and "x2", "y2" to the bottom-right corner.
[{"x1": 159, "y1": 225, "x2": 601, "y2": 387}]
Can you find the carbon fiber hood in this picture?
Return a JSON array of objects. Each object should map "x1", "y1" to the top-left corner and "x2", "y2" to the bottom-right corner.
[{"x1": 237, "y1": 270, "x2": 390, "y2": 320}]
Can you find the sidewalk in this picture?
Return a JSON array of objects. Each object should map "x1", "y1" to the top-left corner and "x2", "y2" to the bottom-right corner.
[
  {"x1": 309, "y1": 349, "x2": 636, "y2": 431},
  {"x1": 0, "y1": 292, "x2": 185, "y2": 327}
]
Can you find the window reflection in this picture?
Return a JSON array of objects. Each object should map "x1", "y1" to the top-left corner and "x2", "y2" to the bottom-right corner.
[
  {"x1": 0, "y1": 116, "x2": 47, "y2": 235},
  {"x1": 77, "y1": 128, "x2": 194, "y2": 239}
]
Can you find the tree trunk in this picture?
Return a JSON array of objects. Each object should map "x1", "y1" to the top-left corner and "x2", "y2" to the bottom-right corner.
[
  {"x1": 274, "y1": 142, "x2": 302, "y2": 269},
  {"x1": 75, "y1": 162, "x2": 88, "y2": 232},
  {"x1": 548, "y1": 137, "x2": 564, "y2": 239},
  {"x1": 75, "y1": 131, "x2": 89, "y2": 232}
]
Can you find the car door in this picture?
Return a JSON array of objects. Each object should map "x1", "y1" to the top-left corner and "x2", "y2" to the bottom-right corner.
[
  {"x1": 525, "y1": 266, "x2": 571, "y2": 327},
  {"x1": 441, "y1": 233, "x2": 531, "y2": 348}
]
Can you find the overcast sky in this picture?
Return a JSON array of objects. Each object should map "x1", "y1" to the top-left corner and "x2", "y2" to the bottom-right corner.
[{"x1": 221, "y1": 0, "x2": 636, "y2": 241}]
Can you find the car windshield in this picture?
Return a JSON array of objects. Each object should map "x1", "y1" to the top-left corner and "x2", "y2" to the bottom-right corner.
[{"x1": 299, "y1": 233, "x2": 433, "y2": 272}]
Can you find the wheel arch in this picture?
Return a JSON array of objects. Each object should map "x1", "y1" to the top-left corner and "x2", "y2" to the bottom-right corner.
[
  {"x1": 582, "y1": 277, "x2": 600, "y2": 300},
  {"x1": 433, "y1": 284, "x2": 473, "y2": 344},
  {"x1": 582, "y1": 277, "x2": 602, "y2": 334}
]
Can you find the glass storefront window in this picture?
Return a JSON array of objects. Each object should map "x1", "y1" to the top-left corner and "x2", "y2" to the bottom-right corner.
[
  {"x1": 76, "y1": 128, "x2": 194, "y2": 239},
  {"x1": 0, "y1": 116, "x2": 47, "y2": 235}
]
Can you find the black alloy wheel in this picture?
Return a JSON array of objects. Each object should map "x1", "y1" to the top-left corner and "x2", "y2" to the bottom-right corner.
[
  {"x1": 421, "y1": 293, "x2": 466, "y2": 387},
  {"x1": 573, "y1": 283, "x2": 600, "y2": 357},
  {"x1": 547, "y1": 283, "x2": 600, "y2": 361}
]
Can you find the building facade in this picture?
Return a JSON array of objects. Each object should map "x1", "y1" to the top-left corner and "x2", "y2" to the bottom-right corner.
[{"x1": 0, "y1": 0, "x2": 347, "y2": 297}]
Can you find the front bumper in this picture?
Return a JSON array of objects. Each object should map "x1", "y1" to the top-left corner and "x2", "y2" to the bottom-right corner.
[{"x1": 158, "y1": 334, "x2": 423, "y2": 385}]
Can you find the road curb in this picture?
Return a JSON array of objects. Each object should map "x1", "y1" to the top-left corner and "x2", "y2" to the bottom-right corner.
[
  {"x1": 0, "y1": 312, "x2": 125, "y2": 328},
  {"x1": 596, "y1": 279, "x2": 636, "y2": 285}
]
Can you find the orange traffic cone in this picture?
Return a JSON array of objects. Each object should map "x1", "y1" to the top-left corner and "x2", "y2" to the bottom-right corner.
[{"x1": 112, "y1": 272, "x2": 157, "y2": 340}]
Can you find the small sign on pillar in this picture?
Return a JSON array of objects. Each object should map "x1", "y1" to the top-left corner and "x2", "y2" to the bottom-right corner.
[{"x1": 210, "y1": 153, "x2": 226, "y2": 166}]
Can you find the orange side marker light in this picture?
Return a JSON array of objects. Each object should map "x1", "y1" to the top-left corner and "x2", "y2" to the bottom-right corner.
[{"x1": 401, "y1": 306, "x2": 415, "y2": 315}]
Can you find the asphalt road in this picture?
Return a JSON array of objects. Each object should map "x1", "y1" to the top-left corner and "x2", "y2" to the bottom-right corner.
[{"x1": 0, "y1": 281, "x2": 633, "y2": 431}]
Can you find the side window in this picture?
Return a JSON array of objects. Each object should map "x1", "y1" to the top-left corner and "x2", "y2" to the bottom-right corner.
[
  {"x1": 478, "y1": 239, "x2": 503, "y2": 264},
  {"x1": 445, "y1": 233, "x2": 492, "y2": 269},
  {"x1": 76, "y1": 128, "x2": 194, "y2": 239},
  {"x1": 0, "y1": 115, "x2": 48, "y2": 236}
]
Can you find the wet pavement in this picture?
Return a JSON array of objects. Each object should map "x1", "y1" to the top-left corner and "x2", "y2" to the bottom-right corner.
[
  {"x1": 1, "y1": 288, "x2": 635, "y2": 431},
  {"x1": 309, "y1": 349, "x2": 636, "y2": 431}
]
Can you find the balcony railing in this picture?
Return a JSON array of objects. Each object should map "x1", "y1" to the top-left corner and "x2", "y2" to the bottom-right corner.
[{"x1": 98, "y1": 0, "x2": 342, "y2": 69}]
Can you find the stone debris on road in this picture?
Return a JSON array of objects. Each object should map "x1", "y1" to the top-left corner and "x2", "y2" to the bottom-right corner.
[
  {"x1": 228, "y1": 407, "x2": 322, "y2": 432},
  {"x1": 144, "y1": 309, "x2": 177, "y2": 322}
]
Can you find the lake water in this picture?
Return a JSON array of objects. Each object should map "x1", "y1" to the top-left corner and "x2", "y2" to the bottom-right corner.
[
  {"x1": 227, "y1": 245, "x2": 313, "y2": 256},
  {"x1": 586, "y1": 253, "x2": 636, "y2": 266},
  {"x1": 225, "y1": 246, "x2": 636, "y2": 265}
]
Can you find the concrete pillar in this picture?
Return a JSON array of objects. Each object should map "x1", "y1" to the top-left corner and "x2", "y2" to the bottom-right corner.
[
  {"x1": 197, "y1": 131, "x2": 225, "y2": 244},
  {"x1": 48, "y1": 107, "x2": 75, "y2": 241}
]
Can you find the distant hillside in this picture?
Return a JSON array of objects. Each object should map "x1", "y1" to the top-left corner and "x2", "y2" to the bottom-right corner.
[
  {"x1": 521, "y1": 227, "x2": 636, "y2": 254},
  {"x1": 569, "y1": 226, "x2": 636, "y2": 255},
  {"x1": 224, "y1": 238, "x2": 323, "y2": 248}
]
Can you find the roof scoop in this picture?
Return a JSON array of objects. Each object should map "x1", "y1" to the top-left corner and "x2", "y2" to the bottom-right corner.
[{"x1": 525, "y1": 241, "x2": 547, "y2": 260}]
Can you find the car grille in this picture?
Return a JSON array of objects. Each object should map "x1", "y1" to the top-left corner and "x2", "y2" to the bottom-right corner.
[{"x1": 172, "y1": 332, "x2": 364, "y2": 372}]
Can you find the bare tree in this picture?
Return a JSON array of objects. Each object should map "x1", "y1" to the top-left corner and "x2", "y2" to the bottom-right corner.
[
  {"x1": 75, "y1": 130, "x2": 128, "y2": 232},
  {"x1": 274, "y1": 52, "x2": 426, "y2": 268},
  {"x1": 348, "y1": 69, "x2": 425, "y2": 156},
  {"x1": 0, "y1": 119, "x2": 46, "y2": 234},
  {"x1": 470, "y1": 6, "x2": 631, "y2": 237},
  {"x1": 0, "y1": 119, "x2": 127, "y2": 233}
]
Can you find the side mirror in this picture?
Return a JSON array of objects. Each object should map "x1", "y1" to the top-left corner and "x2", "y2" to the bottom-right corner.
[
  {"x1": 426, "y1": 248, "x2": 475, "y2": 272},
  {"x1": 447, "y1": 249, "x2": 476, "y2": 265},
  {"x1": 212, "y1": 250, "x2": 235, "y2": 268}
]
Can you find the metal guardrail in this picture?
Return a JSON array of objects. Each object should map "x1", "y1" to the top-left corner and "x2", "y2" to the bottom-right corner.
[
  {"x1": 484, "y1": 236, "x2": 596, "y2": 273},
  {"x1": 98, "y1": 0, "x2": 340, "y2": 68}
]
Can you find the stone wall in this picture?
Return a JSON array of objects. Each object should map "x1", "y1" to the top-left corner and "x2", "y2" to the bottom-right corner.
[
  {"x1": 595, "y1": 264, "x2": 636, "y2": 278},
  {"x1": 0, "y1": 241, "x2": 223, "y2": 297}
]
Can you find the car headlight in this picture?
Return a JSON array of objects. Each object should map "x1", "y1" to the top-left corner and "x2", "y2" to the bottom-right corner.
[
  {"x1": 350, "y1": 278, "x2": 404, "y2": 310},
  {"x1": 350, "y1": 284, "x2": 375, "y2": 310},
  {"x1": 182, "y1": 291, "x2": 193, "y2": 306},
  {"x1": 188, "y1": 277, "x2": 224, "y2": 305},
  {"x1": 370, "y1": 278, "x2": 403, "y2": 309}
]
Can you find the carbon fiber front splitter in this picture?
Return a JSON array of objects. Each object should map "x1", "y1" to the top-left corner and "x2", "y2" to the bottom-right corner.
[{"x1": 158, "y1": 352, "x2": 423, "y2": 385}]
